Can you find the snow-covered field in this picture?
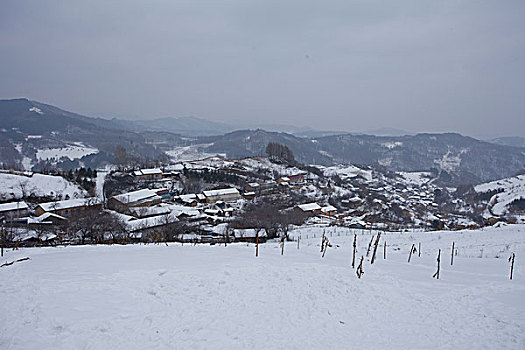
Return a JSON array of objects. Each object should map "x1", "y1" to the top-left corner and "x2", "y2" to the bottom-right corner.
[
  {"x1": 1, "y1": 225, "x2": 524, "y2": 349},
  {"x1": 36, "y1": 143, "x2": 98, "y2": 162},
  {"x1": 0, "y1": 173, "x2": 87, "y2": 200},
  {"x1": 165, "y1": 145, "x2": 226, "y2": 162},
  {"x1": 475, "y1": 175, "x2": 525, "y2": 216}
]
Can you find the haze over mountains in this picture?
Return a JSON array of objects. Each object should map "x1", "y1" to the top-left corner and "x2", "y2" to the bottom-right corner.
[{"x1": 1, "y1": 98, "x2": 524, "y2": 185}]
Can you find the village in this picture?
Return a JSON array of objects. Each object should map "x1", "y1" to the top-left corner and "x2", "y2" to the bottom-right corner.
[{"x1": 0, "y1": 152, "x2": 519, "y2": 249}]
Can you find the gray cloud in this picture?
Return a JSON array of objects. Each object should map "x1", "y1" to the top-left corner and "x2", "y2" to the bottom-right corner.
[{"x1": 1, "y1": 0, "x2": 524, "y2": 138}]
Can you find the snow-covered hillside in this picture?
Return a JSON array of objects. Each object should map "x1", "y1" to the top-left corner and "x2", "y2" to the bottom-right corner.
[
  {"x1": 475, "y1": 175, "x2": 525, "y2": 216},
  {"x1": 1, "y1": 225, "x2": 523, "y2": 349},
  {"x1": 0, "y1": 172, "x2": 87, "y2": 201},
  {"x1": 36, "y1": 143, "x2": 98, "y2": 162}
]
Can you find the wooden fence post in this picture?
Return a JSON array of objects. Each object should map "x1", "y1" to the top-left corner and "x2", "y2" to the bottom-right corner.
[
  {"x1": 356, "y1": 256, "x2": 364, "y2": 278},
  {"x1": 366, "y1": 235, "x2": 375, "y2": 257},
  {"x1": 281, "y1": 236, "x2": 285, "y2": 256},
  {"x1": 383, "y1": 241, "x2": 386, "y2": 260},
  {"x1": 509, "y1": 253, "x2": 515, "y2": 280},
  {"x1": 371, "y1": 233, "x2": 381, "y2": 264},
  {"x1": 451, "y1": 242, "x2": 455, "y2": 266},
  {"x1": 297, "y1": 236, "x2": 300, "y2": 250},
  {"x1": 418, "y1": 242, "x2": 421, "y2": 257},
  {"x1": 433, "y1": 249, "x2": 441, "y2": 279},
  {"x1": 256, "y1": 228, "x2": 259, "y2": 257},
  {"x1": 408, "y1": 244, "x2": 416, "y2": 263},
  {"x1": 352, "y1": 234, "x2": 357, "y2": 268}
]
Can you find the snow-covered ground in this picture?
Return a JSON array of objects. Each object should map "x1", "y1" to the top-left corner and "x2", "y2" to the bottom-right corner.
[
  {"x1": 1, "y1": 225, "x2": 524, "y2": 349},
  {"x1": 165, "y1": 144, "x2": 226, "y2": 162},
  {"x1": 36, "y1": 143, "x2": 98, "y2": 162},
  {"x1": 0, "y1": 173, "x2": 87, "y2": 200},
  {"x1": 475, "y1": 175, "x2": 525, "y2": 216}
]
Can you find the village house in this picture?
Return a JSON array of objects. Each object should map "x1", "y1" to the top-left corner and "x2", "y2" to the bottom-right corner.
[
  {"x1": 107, "y1": 189, "x2": 162, "y2": 214},
  {"x1": 35, "y1": 198, "x2": 101, "y2": 217},
  {"x1": 296, "y1": 202, "x2": 322, "y2": 215},
  {"x1": 132, "y1": 168, "x2": 163, "y2": 181},
  {"x1": 203, "y1": 188, "x2": 241, "y2": 203},
  {"x1": 0, "y1": 201, "x2": 29, "y2": 221},
  {"x1": 321, "y1": 205, "x2": 338, "y2": 216}
]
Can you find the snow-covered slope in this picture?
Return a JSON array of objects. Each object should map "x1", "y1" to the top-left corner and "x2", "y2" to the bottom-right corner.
[
  {"x1": 1, "y1": 225, "x2": 523, "y2": 349},
  {"x1": 475, "y1": 175, "x2": 525, "y2": 216},
  {"x1": 0, "y1": 172, "x2": 87, "y2": 201},
  {"x1": 36, "y1": 143, "x2": 98, "y2": 162}
]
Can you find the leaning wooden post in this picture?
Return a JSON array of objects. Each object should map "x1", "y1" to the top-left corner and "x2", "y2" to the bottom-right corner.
[
  {"x1": 322, "y1": 237, "x2": 331, "y2": 258},
  {"x1": 509, "y1": 253, "x2": 515, "y2": 280},
  {"x1": 371, "y1": 232, "x2": 381, "y2": 264},
  {"x1": 383, "y1": 241, "x2": 386, "y2": 260},
  {"x1": 321, "y1": 232, "x2": 325, "y2": 252},
  {"x1": 352, "y1": 234, "x2": 357, "y2": 268},
  {"x1": 451, "y1": 242, "x2": 455, "y2": 266},
  {"x1": 433, "y1": 249, "x2": 441, "y2": 279},
  {"x1": 356, "y1": 256, "x2": 364, "y2": 278},
  {"x1": 408, "y1": 243, "x2": 416, "y2": 263},
  {"x1": 366, "y1": 235, "x2": 375, "y2": 257},
  {"x1": 255, "y1": 228, "x2": 259, "y2": 257},
  {"x1": 1, "y1": 222, "x2": 4, "y2": 257}
]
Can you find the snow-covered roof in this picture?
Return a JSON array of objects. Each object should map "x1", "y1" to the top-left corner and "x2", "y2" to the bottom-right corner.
[
  {"x1": 179, "y1": 194, "x2": 198, "y2": 202},
  {"x1": 297, "y1": 203, "x2": 322, "y2": 212},
  {"x1": 111, "y1": 189, "x2": 160, "y2": 205},
  {"x1": 248, "y1": 182, "x2": 260, "y2": 187},
  {"x1": 321, "y1": 205, "x2": 337, "y2": 213},
  {"x1": 129, "y1": 204, "x2": 172, "y2": 217},
  {"x1": 233, "y1": 228, "x2": 267, "y2": 238},
  {"x1": 203, "y1": 188, "x2": 240, "y2": 197},
  {"x1": 37, "y1": 198, "x2": 100, "y2": 212},
  {"x1": 0, "y1": 201, "x2": 29, "y2": 213},
  {"x1": 140, "y1": 168, "x2": 162, "y2": 175},
  {"x1": 126, "y1": 213, "x2": 179, "y2": 232},
  {"x1": 33, "y1": 212, "x2": 67, "y2": 222}
]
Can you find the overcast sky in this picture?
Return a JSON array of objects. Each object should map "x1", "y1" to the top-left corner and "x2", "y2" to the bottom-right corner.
[{"x1": 0, "y1": 1, "x2": 524, "y2": 139}]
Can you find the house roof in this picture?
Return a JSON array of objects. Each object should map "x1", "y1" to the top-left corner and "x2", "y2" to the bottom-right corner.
[
  {"x1": 321, "y1": 205, "x2": 337, "y2": 213},
  {"x1": 37, "y1": 198, "x2": 100, "y2": 212},
  {"x1": 0, "y1": 201, "x2": 29, "y2": 213},
  {"x1": 140, "y1": 168, "x2": 162, "y2": 175},
  {"x1": 297, "y1": 203, "x2": 322, "y2": 212},
  {"x1": 35, "y1": 212, "x2": 67, "y2": 222},
  {"x1": 203, "y1": 188, "x2": 240, "y2": 197},
  {"x1": 111, "y1": 189, "x2": 160, "y2": 205},
  {"x1": 129, "y1": 204, "x2": 172, "y2": 217}
]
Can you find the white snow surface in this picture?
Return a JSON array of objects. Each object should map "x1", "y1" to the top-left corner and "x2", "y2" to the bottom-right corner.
[
  {"x1": 1, "y1": 225, "x2": 524, "y2": 349},
  {"x1": 476, "y1": 175, "x2": 525, "y2": 216},
  {"x1": 0, "y1": 173, "x2": 87, "y2": 200},
  {"x1": 398, "y1": 171, "x2": 434, "y2": 186},
  {"x1": 36, "y1": 143, "x2": 98, "y2": 161}
]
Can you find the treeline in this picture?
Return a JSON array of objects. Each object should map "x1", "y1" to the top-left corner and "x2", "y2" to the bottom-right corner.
[{"x1": 183, "y1": 167, "x2": 241, "y2": 185}]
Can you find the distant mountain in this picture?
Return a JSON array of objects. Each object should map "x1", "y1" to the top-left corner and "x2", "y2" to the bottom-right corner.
[
  {"x1": 202, "y1": 129, "x2": 333, "y2": 165},
  {"x1": 489, "y1": 136, "x2": 525, "y2": 148},
  {"x1": 0, "y1": 98, "x2": 166, "y2": 170},
  {"x1": 195, "y1": 130, "x2": 525, "y2": 184},
  {"x1": 363, "y1": 127, "x2": 412, "y2": 137},
  {"x1": 128, "y1": 116, "x2": 235, "y2": 136},
  {"x1": 314, "y1": 133, "x2": 525, "y2": 183},
  {"x1": 2, "y1": 98, "x2": 524, "y2": 184}
]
